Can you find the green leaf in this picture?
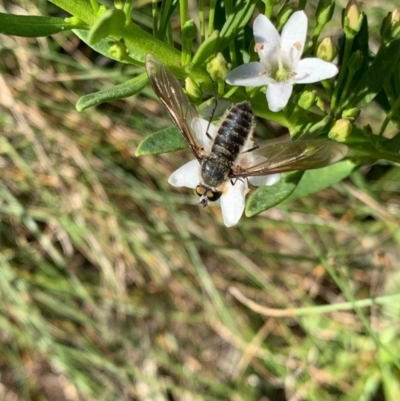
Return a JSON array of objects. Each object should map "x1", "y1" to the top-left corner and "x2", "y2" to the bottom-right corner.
[
  {"x1": 342, "y1": 127, "x2": 400, "y2": 163},
  {"x1": 190, "y1": 30, "x2": 219, "y2": 69},
  {"x1": 0, "y1": 12, "x2": 84, "y2": 37},
  {"x1": 49, "y1": 0, "x2": 96, "y2": 24},
  {"x1": 245, "y1": 171, "x2": 303, "y2": 217},
  {"x1": 76, "y1": 73, "x2": 147, "y2": 111},
  {"x1": 88, "y1": 9, "x2": 126, "y2": 45},
  {"x1": 286, "y1": 160, "x2": 357, "y2": 201},
  {"x1": 343, "y1": 38, "x2": 400, "y2": 109},
  {"x1": 381, "y1": 134, "x2": 400, "y2": 156},
  {"x1": 135, "y1": 127, "x2": 187, "y2": 156},
  {"x1": 350, "y1": 13, "x2": 370, "y2": 86},
  {"x1": 50, "y1": 0, "x2": 187, "y2": 75},
  {"x1": 74, "y1": 29, "x2": 133, "y2": 64},
  {"x1": 158, "y1": 0, "x2": 178, "y2": 39},
  {"x1": 218, "y1": 0, "x2": 257, "y2": 53}
]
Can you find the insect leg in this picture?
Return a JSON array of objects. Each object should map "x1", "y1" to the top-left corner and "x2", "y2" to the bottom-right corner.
[
  {"x1": 230, "y1": 177, "x2": 245, "y2": 186},
  {"x1": 242, "y1": 144, "x2": 259, "y2": 153},
  {"x1": 205, "y1": 78, "x2": 218, "y2": 142}
]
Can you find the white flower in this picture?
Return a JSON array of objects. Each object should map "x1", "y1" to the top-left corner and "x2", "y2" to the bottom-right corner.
[
  {"x1": 168, "y1": 118, "x2": 280, "y2": 227},
  {"x1": 226, "y1": 11, "x2": 339, "y2": 112}
]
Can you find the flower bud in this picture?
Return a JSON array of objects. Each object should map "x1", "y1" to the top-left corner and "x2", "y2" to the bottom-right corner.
[
  {"x1": 317, "y1": 38, "x2": 337, "y2": 62},
  {"x1": 298, "y1": 90, "x2": 318, "y2": 110},
  {"x1": 342, "y1": 0, "x2": 363, "y2": 38},
  {"x1": 348, "y1": 50, "x2": 363, "y2": 72},
  {"x1": 182, "y1": 19, "x2": 197, "y2": 42},
  {"x1": 328, "y1": 119, "x2": 352, "y2": 142},
  {"x1": 114, "y1": 0, "x2": 124, "y2": 9},
  {"x1": 342, "y1": 107, "x2": 360, "y2": 121},
  {"x1": 380, "y1": 10, "x2": 400, "y2": 44},
  {"x1": 108, "y1": 40, "x2": 128, "y2": 61},
  {"x1": 316, "y1": 0, "x2": 335, "y2": 27},
  {"x1": 316, "y1": 98, "x2": 326, "y2": 112},
  {"x1": 185, "y1": 77, "x2": 203, "y2": 104},
  {"x1": 97, "y1": 5, "x2": 107, "y2": 16},
  {"x1": 64, "y1": 16, "x2": 85, "y2": 26},
  {"x1": 206, "y1": 53, "x2": 229, "y2": 81}
]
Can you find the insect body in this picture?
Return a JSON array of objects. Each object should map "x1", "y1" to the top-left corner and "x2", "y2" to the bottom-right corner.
[
  {"x1": 198, "y1": 101, "x2": 255, "y2": 205},
  {"x1": 145, "y1": 53, "x2": 348, "y2": 208}
]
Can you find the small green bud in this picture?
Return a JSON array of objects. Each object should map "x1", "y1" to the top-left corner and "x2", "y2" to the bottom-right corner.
[
  {"x1": 185, "y1": 77, "x2": 203, "y2": 104},
  {"x1": 348, "y1": 50, "x2": 363, "y2": 72},
  {"x1": 97, "y1": 5, "x2": 107, "y2": 16},
  {"x1": 108, "y1": 40, "x2": 127, "y2": 61},
  {"x1": 182, "y1": 19, "x2": 197, "y2": 42},
  {"x1": 316, "y1": 0, "x2": 335, "y2": 28},
  {"x1": 342, "y1": 107, "x2": 360, "y2": 121},
  {"x1": 64, "y1": 16, "x2": 84, "y2": 26},
  {"x1": 206, "y1": 53, "x2": 229, "y2": 81},
  {"x1": 342, "y1": 0, "x2": 363, "y2": 38},
  {"x1": 88, "y1": 8, "x2": 125, "y2": 45},
  {"x1": 114, "y1": 0, "x2": 124, "y2": 9},
  {"x1": 328, "y1": 118, "x2": 353, "y2": 142},
  {"x1": 380, "y1": 10, "x2": 400, "y2": 44},
  {"x1": 298, "y1": 90, "x2": 318, "y2": 110},
  {"x1": 317, "y1": 37, "x2": 337, "y2": 62},
  {"x1": 316, "y1": 98, "x2": 326, "y2": 112},
  {"x1": 276, "y1": 4, "x2": 297, "y2": 30}
]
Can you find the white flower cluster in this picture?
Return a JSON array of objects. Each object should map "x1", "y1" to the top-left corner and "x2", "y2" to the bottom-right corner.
[{"x1": 226, "y1": 11, "x2": 338, "y2": 112}]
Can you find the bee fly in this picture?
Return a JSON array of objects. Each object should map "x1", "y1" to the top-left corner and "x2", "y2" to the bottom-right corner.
[
  {"x1": 145, "y1": 54, "x2": 348, "y2": 206},
  {"x1": 198, "y1": 100, "x2": 256, "y2": 205}
]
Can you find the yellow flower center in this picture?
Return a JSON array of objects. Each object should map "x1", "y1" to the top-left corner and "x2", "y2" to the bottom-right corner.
[{"x1": 274, "y1": 45, "x2": 292, "y2": 82}]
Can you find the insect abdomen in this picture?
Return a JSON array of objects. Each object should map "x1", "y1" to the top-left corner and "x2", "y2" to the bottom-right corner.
[
  {"x1": 211, "y1": 101, "x2": 255, "y2": 161},
  {"x1": 201, "y1": 101, "x2": 255, "y2": 189}
]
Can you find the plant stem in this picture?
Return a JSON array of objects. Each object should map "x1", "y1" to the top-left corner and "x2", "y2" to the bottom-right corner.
[
  {"x1": 331, "y1": 37, "x2": 354, "y2": 112},
  {"x1": 90, "y1": 0, "x2": 99, "y2": 13},
  {"x1": 199, "y1": 0, "x2": 205, "y2": 42},
  {"x1": 179, "y1": 0, "x2": 188, "y2": 35},
  {"x1": 208, "y1": 0, "x2": 217, "y2": 36},
  {"x1": 123, "y1": 0, "x2": 133, "y2": 25}
]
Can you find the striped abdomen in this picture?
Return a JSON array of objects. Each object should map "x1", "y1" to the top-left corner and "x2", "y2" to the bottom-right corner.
[{"x1": 201, "y1": 101, "x2": 255, "y2": 188}]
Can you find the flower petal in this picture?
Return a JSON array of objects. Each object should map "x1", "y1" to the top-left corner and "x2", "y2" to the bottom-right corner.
[
  {"x1": 253, "y1": 14, "x2": 280, "y2": 47},
  {"x1": 266, "y1": 83, "x2": 293, "y2": 111},
  {"x1": 191, "y1": 118, "x2": 206, "y2": 145},
  {"x1": 220, "y1": 180, "x2": 247, "y2": 227},
  {"x1": 294, "y1": 58, "x2": 338, "y2": 83},
  {"x1": 281, "y1": 11, "x2": 308, "y2": 66},
  {"x1": 253, "y1": 15, "x2": 281, "y2": 70},
  {"x1": 168, "y1": 159, "x2": 199, "y2": 189},
  {"x1": 248, "y1": 173, "x2": 281, "y2": 186},
  {"x1": 226, "y1": 62, "x2": 273, "y2": 87}
]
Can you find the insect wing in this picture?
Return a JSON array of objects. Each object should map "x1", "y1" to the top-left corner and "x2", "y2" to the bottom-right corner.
[
  {"x1": 234, "y1": 140, "x2": 348, "y2": 176},
  {"x1": 145, "y1": 54, "x2": 203, "y2": 161}
]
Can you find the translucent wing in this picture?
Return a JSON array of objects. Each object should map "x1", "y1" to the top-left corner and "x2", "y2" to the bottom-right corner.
[
  {"x1": 145, "y1": 54, "x2": 203, "y2": 161},
  {"x1": 233, "y1": 140, "x2": 348, "y2": 177}
]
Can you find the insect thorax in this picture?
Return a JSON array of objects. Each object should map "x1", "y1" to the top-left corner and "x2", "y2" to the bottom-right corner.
[
  {"x1": 201, "y1": 154, "x2": 230, "y2": 189},
  {"x1": 200, "y1": 101, "x2": 255, "y2": 189}
]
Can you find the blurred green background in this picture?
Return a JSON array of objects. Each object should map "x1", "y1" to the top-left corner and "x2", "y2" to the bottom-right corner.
[{"x1": 0, "y1": 1, "x2": 400, "y2": 400}]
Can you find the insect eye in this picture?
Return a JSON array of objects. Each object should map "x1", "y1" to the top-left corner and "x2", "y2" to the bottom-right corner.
[
  {"x1": 196, "y1": 186, "x2": 206, "y2": 197},
  {"x1": 207, "y1": 191, "x2": 222, "y2": 202}
]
